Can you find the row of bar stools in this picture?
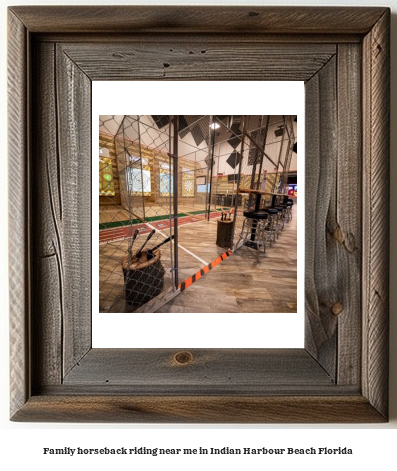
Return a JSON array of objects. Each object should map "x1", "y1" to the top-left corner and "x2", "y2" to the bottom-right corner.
[
  {"x1": 236, "y1": 188, "x2": 294, "y2": 258},
  {"x1": 268, "y1": 199, "x2": 294, "y2": 234},
  {"x1": 277, "y1": 200, "x2": 294, "y2": 224},
  {"x1": 239, "y1": 201, "x2": 293, "y2": 252},
  {"x1": 237, "y1": 210, "x2": 269, "y2": 257}
]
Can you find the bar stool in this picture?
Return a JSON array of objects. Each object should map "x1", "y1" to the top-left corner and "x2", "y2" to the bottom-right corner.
[
  {"x1": 260, "y1": 208, "x2": 278, "y2": 246},
  {"x1": 287, "y1": 199, "x2": 294, "y2": 221},
  {"x1": 237, "y1": 209, "x2": 269, "y2": 257},
  {"x1": 270, "y1": 206, "x2": 284, "y2": 234},
  {"x1": 275, "y1": 205, "x2": 287, "y2": 230},
  {"x1": 285, "y1": 200, "x2": 293, "y2": 222}
]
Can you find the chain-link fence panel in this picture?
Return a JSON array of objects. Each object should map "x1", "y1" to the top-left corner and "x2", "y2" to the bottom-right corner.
[
  {"x1": 99, "y1": 115, "x2": 176, "y2": 313},
  {"x1": 98, "y1": 115, "x2": 296, "y2": 312},
  {"x1": 231, "y1": 115, "x2": 297, "y2": 249}
]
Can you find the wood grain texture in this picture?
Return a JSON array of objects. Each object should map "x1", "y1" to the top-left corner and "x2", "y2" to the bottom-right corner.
[
  {"x1": 304, "y1": 56, "x2": 338, "y2": 378},
  {"x1": 8, "y1": 10, "x2": 29, "y2": 419},
  {"x1": 32, "y1": 42, "x2": 62, "y2": 387},
  {"x1": 59, "y1": 43, "x2": 335, "y2": 82},
  {"x1": 33, "y1": 33, "x2": 363, "y2": 45},
  {"x1": 362, "y1": 9, "x2": 390, "y2": 419},
  {"x1": 11, "y1": 396, "x2": 385, "y2": 424},
  {"x1": 336, "y1": 44, "x2": 362, "y2": 386},
  {"x1": 9, "y1": 6, "x2": 387, "y2": 34},
  {"x1": 32, "y1": 42, "x2": 92, "y2": 387},
  {"x1": 8, "y1": 6, "x2": 390, "y2": 423},
  {"x1": 56, "y1": 45, "x2": 92, "y2": 377},
  {"x1": 63, "y1": 349, "x2": 332, "y2": 390}
]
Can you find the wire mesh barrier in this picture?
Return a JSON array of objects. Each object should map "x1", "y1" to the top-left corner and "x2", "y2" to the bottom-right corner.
[
  {"x1": 99, "y1": 115, "x2": 177, "y2": 313},
  {"x1": 230, "y1": 116, "x2": 296, "y2": 250},
  {"x1": 99, "y1": 115, "x2": 297, "y2": 313}
]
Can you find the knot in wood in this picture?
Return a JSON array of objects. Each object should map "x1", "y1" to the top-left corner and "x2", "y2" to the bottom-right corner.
[
  {"x1": 174, "y1": 351, "x2": 193, "y2": 365},
  {"x1": 333, "y1": 225, "x2": 344, "y2": 244},
  {"x1": 331, "y1": 302, "x2": 344, "y2": 316}
]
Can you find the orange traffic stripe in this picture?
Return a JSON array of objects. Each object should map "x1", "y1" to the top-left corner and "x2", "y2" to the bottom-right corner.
[{"x1": 179, "y1": 250, "x2": 232, "y2": 292}]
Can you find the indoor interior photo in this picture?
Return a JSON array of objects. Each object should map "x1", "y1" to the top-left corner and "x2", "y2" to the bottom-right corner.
[{"x1": 98, "y1": 115, "x2": 298, "y2": 314}]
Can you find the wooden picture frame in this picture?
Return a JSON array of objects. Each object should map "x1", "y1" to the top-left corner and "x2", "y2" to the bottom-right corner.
[{"x1": 8, "y1": 6, "x2": 390, "y2": 423}]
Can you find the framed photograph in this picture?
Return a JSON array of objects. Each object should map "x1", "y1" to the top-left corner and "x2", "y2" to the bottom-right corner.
[
  {"x1": 8, "y1": 6, "x2": 390, "y2": 423},
  {"x1": 95, "y1": 87, "x2": 303, "y2": 332}
]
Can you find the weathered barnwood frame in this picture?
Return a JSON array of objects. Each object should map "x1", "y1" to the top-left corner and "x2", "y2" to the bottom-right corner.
[{"x1": 8, "y1": 6, "x2": 389, "y2": 423}]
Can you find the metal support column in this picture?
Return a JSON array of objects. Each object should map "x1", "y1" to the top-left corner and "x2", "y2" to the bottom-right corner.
[
  {"x1": 206, "y1": 116, "x2": 216, "y2": 221},
  {"x1": 136, "y1": 115, "x2": 146, "y2": 221},
  {"x1": 231, "y1": 115, "x2": 248, "y2": 249},
  {"x1": 255, "y1": 115, "x2": 270, "y2": 190},
  {"x1": 172, "y1": 115, "x2": 179, "y2": 289},
  {"x1": 273, "y1": 116, "x2": 287, "y2": 196},
  {"x1": 168, "y1": 119, "x2": 175, "y2": 290}
]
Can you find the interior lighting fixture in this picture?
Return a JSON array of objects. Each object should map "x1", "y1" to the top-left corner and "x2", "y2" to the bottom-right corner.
[{"x1": 210, "y1": 122, "x2": 220, "y2": 129}]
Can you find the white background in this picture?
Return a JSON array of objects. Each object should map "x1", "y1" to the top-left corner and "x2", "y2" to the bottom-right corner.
[
  {"x1": 1, "y1": 0, "x2": 397, "y2": 470},
  {"x1": 93, "y1": 81, "x2": 305, "y2": 348}
]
